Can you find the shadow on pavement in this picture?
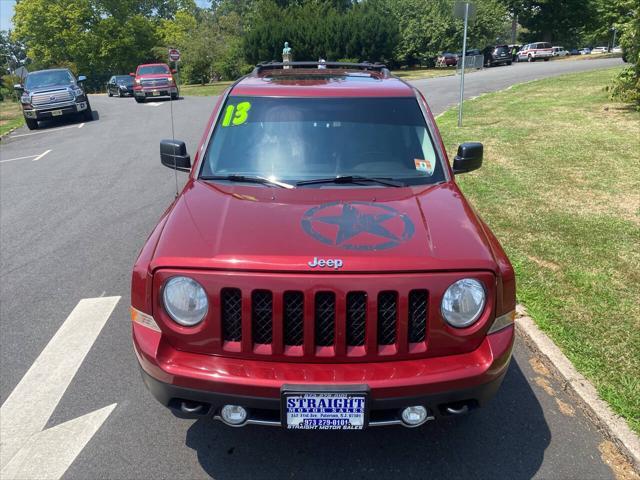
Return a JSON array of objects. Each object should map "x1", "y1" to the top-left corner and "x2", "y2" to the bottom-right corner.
[
  {"x1": 185, "y1": 359, "x2": 550, "y2": 479},
  {"x1": 35, "y1": 111, "x2": 97, "y2": 130}
]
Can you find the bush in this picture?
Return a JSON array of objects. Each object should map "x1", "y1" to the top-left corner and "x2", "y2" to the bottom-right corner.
[
  {"x1": 0, "y1": 74, "x2": 21, "y2": 102},
  {"x1": 609, "y1": 66, "x2": 640, "y2": 108}
]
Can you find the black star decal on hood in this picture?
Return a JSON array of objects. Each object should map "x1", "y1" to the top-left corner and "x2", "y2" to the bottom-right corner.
[{"x1": 315, "y1": 203, "x2": 399, "y2": 245}]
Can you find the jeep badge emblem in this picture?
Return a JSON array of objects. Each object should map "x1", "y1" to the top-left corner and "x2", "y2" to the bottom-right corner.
[
  {"x1": 308, "y1": 257, "x2": 343, "y2": 269},
  {"x1": 49, "y1": 96, "x2": 56, "y2": 101}
]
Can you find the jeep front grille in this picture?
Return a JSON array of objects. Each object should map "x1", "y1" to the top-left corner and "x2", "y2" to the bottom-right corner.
[
  {"x1": 283, "y1": 291, "x2": 304, "y2": 346},
  {"x1": 220, "y1": 288, "x2": 429, "y2": 356},
  {"x1": 221, "y1": 288, "x2": 242, "y2": 341}
]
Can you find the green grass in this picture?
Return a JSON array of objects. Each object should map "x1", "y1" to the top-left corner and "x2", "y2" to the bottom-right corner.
[
  {"x1": 180, "y1": 81, "x2": 234, "y2": 97},
  {"x1": 390, "y1": 68, "x2": 455, "y2": 80},
  {"x1": 0, "y1": 100, "x2": 24, "y2": 137},
  {"x1": 438, "y1": 67, "x2": 640, "y2": 433}
]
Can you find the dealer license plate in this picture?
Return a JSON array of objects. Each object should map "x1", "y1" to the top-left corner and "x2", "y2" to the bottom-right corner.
[
  {"x1": 283, "y1": 391, "x2": 367, "y2": 430},
  {"x1": 152, "y1": 90, "x2": 160, "y2": 96},
  {"x1": 51, "y1": 110, "x2": 63, "y2": 116}
]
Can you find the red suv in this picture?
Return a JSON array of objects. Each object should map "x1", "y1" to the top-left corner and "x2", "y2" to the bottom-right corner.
[
  {"x1": 131, "y1": 63, "x2": 178, "y2": 103},
  {"x1": 131, "y1": 62, "x2": 516, "y2": 430}
]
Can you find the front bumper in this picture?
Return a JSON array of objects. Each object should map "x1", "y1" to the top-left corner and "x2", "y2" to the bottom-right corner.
[
  {"x1": 134, "y1": 322, "x2": 514, "y2": 427},
  {"x1": 134, "y1": 86, "x2": 178, "y2": 98},
  {"x1": 23, "y1": 101, "x2": 87, "y2": 120}
]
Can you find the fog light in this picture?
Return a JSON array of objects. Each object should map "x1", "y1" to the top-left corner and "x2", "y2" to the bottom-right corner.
[
  {"x1": 220, "y1": 405, "x2": 247, "y2": 426},
  {"x1": 401, "y1": 406, "x2": 429, "y2": 426}
]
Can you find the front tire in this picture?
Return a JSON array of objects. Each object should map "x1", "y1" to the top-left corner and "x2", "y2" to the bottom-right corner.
[
  {"x1": 135, "y1": 97, "x2": 145, "y2": 103},
  {"x1": 25, "y1": 118, "x2": 38, "y2": 130},
  {"x1": 83, "y1": 103, "x2": 93, "y2": 121},
  {"x1": 543, "y1": 57, "x2": 550, "y2": 61},
  {"x1": 107, "y1": 90, "x2": 112, "y2": 97},
  {"x1": 528, "y1": 55, "x2": 534, "y2": 62},
  {"x1": 507, "y1": 61, "x2": 512, "y2": 65}
]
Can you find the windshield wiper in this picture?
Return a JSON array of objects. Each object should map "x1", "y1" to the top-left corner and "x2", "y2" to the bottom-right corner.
[
  {"x1": 200, "y1": 174, "x2": 295, "y2": 189},
  {"x1": 296, "y1": 175, "x2": 405, "y2": 187}
]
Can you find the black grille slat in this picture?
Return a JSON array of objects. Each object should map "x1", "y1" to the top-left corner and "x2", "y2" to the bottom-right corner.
[
  {"x1": 315, "y1": 292, "x2": 335, "y2": 346},
  {"x1": 252, "y1": 290, "x2": 273, "y2": 344},
  {"x1": 377, "y1": 291, "x2": 397, "y2": 345},
  {"x1": 346, "y1": 292, "x2": 367, "y2": 346},
  {"x1": 408, "y1": 290, "x2": 428, "y2": 343},
  {"x1": 222, "y1": 288, "x2": 242, "y2": 341},
  {"x1": 284, "y1": 291, "x2": 304, "y2": 346}
]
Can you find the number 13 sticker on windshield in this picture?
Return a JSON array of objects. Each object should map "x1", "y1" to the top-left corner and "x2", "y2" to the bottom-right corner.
[{"x1": 221, "y1": 101, "x2": 251, "y2": 127}]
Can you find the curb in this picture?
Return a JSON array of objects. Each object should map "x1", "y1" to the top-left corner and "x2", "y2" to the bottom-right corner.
[{"x1": 516, "y1": 305, "x2": 640, "y2": 471}]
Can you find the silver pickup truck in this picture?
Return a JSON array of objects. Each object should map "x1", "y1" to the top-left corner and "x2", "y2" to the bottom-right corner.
[{"x1": 15, "y1": 68, "x2": 93, "y2": 130}]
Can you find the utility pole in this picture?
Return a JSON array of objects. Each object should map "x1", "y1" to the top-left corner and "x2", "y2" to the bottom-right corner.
[{"x1": 454, "y1": 2, "x2": 476, "y2": 127}]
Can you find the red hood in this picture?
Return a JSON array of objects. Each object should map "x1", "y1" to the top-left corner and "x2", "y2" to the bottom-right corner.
[{"x1": 151, "y1": 180, "x2": 498, "y2": 273}]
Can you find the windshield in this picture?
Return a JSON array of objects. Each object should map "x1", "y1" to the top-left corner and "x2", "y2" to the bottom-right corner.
[
  {"x1": 25, "y1": 70, "x2": 74, "y2": 89},
  {"x1": 137, "y1": 65, "x2": 169, "y2": 75},
  {"x1": 494, "y1": 46, "x2": 510, "y2": 55},
  {"x1": 116, "y1": 76, "x2": 133, "y2": 85},
  {"x1": 201, "y1": 96, "x2": 445, "y2": 186}
]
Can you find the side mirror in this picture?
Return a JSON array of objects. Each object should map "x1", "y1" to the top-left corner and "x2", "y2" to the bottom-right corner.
[
  {"x1": 452, "y1": 142, "x2": 483, "y2": 174},
  {"x1": 171, "y1": 69, "x2": 177, "y2": 74},
  {"x1": 77, "y1": 75, "x2": 87, "y2": 82},
  {"x1": 129, "y1": 72, "x2": 135, "y2": 77},
  {"x1": 160, "y1": 139, "x2": 191, "y2": 171},
  {"x1": 14, "y1": 84, "x2": 24, "y2": 92}
]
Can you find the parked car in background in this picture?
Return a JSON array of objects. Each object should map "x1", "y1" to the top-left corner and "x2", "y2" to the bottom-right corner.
[
  {"x1": 107, "y1": 75, "x2": 134, "y2": 97},
  {"x1": 612, "y1": 46, "x2": 622, "y2": 54},
  {"x1": 14, "y1": 68, "x2": 92, "y2": 130},
  {"x1": 436, "y1": 52, "x2": 458, "y2": 67},
  {"x1": 483, "y1": 45, "x2": 512, "y2": 66},
  {"x1": 517, "y1": 42, "x2": 553, "y2": 62},
  {"x1": 579, "y1": 48, "x2": 591, "y2": 55},
  {"x1": 569, "y1": 49, "x2": 580, "y2": 55},
  {"x1": 552, "y1": 46, "x2": 569, "y2": 57},
  {"x1": 131, "y1": 63, "x2": 178, "y2": 103},
  {"x1": 458, "y1": 48, "x2": 481, "y2": 58},
  {"x1": 591, "y1": 46, "x2": 608, "y2": 54}
]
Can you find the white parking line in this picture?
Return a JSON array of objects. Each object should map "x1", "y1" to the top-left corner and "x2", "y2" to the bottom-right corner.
[
  {"x1": 10, "y1": 123, "x2": 83, "y2": 138},
  {"x1": 0, "y1": 154, "x2": 39, "y2": 164},
  {"x1": 0, "y1": 149, "x2": 51, "y2": 164},
  {"x1": 32, "y1": 149, "x2": 52, "y2": 162},
  {"x1": 0, "y1": 296, "x2": 120, "y2": 479},
  {"x1": 145, "y1": 102, "x2": 163, "y2": 107}
]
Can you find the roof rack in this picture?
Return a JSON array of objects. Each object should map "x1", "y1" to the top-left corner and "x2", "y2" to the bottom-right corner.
[{"x1": 252, "y1": 61, "x2": 390, "y2": 77}]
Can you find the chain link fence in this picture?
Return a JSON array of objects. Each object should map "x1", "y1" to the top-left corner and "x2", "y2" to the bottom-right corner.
[{"x1": 456, "y1": 55, "x2": 484, "y2": 73}]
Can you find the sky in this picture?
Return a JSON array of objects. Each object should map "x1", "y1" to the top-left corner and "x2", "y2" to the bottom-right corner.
[
  {"x1": 0, "y1": 0, "x2": 211, "y2": 32},
  {"x1": 1, "y1": 0, "x2": 14, "y2": 31}
]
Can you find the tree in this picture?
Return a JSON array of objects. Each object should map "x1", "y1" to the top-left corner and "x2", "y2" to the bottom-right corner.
[
  {"x1": 389, "y1": 0, "x2": 509, "y2": 67},
  {"x1": 517, "y1": 0, "x2": 598, "y2": 46}
]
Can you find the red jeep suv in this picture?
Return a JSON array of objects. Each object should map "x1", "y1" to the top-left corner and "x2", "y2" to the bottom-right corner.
[
  {"x1": 131, "y1": 62, "x2": 516, "y2": 430},
  {"x1": 131, "y1": 63, "x2": 178, "y2": 103}
]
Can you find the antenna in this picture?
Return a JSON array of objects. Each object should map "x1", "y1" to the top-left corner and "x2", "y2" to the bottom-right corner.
[{"x1": 168, "y1": 48, "x2": 181, "y2": 197}]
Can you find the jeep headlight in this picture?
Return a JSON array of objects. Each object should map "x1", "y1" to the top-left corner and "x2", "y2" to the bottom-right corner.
[
  {"x1": 72, "y1": 87, "x2": 84, "y2": 97},
  {"x1": 441, "y1": 278, "x2": 486, "y2": 328},
  {"x1": 162, "y1": 276, "x2": 208, "y2": 326},
  {"x1": 20, "y1": 93, "x2": 30, "y2": 104}
]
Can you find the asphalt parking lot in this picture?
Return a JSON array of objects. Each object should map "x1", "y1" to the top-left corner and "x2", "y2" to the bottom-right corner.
[{"x1": 0, "y1": 57, "x2": 627, "y2": 479}]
